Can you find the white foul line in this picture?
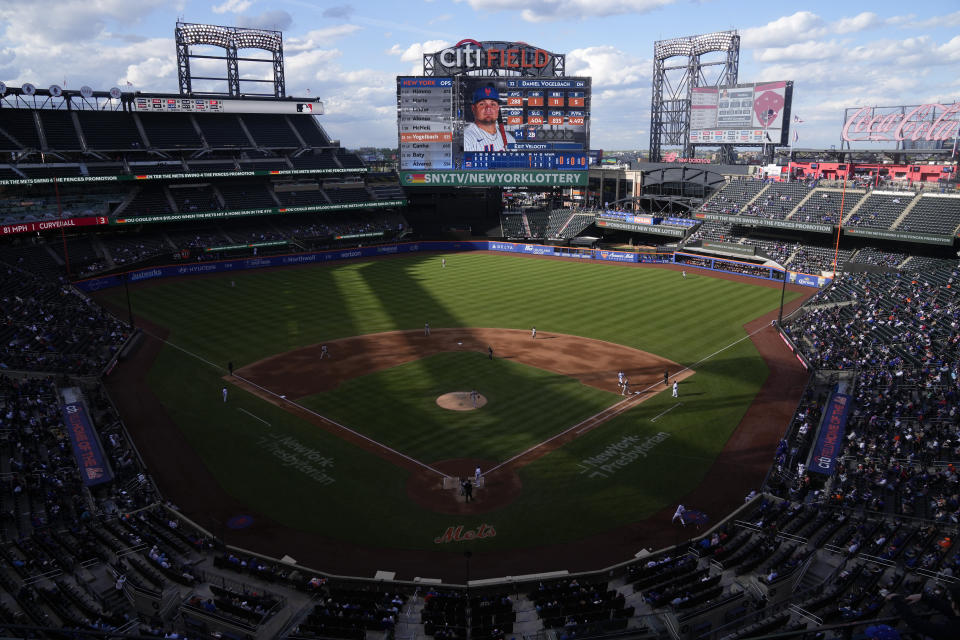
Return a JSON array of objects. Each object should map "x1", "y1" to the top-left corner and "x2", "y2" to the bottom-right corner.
[
  {"x1": 651, "y1": 402, "x2": 683, "y2": 422},
  {"x1": 485, "y1": 321, "x2": 774, "y2": 475},
  {"x1": 238, "y1": 407, "x2": 271, "y2": 427},
  {"x1": 137, "y1": 328, "x2": 452, "y2": 479},
  {"x1": 142, "y1": 319, "x2": 775, "y2": 481}
]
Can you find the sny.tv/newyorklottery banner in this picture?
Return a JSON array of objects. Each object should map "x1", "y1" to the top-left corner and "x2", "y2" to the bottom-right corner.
[
  {"x1": 62, "y1": 402, "x2": 114, "y2": 486},
  {"x1": 808, "y1": 392, "x2": 853, "y2": 476}
]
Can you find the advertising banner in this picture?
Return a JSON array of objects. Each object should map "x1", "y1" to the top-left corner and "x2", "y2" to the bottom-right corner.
[
  {"x1": 399, "y1": 170, "x2": 586, "y2": 187},
  {"x1": 1, "y1": 215, "x2": 109, "y2": 237},
  {"x1": 595, "y1": 219, "x2": 685, "y2": 236},
  {"x1": 699, "y1": 212, "x2": 832, "y2": 234},
  {"x1": 843, "y1": 227, "x2": 954, "y2": 245},
  {"x1": 114, "y1": 199, "x2": 407, "y2": 225},
  {"x1": 0, "y1": 167, "x2": 366, "y2": 187},
  {"x1": 62, "y1": 402, "x2": 113, "y2": 486},
  {"x1": 594, "y1": 250, "x2": 638, "y2": 263},
  {"x1": 808, "y1": 392, "x2": 853, "y2": 476}
]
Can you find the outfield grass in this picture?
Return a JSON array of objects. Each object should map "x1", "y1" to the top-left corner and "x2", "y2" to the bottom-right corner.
[{"x1": 113, "y1": 254, "x2": 802, "y2": 551}]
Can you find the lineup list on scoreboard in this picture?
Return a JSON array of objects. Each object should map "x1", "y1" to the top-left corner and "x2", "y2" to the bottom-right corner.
[{"x1": 398, "y1": 77, "x2": 454, "y2": 170}]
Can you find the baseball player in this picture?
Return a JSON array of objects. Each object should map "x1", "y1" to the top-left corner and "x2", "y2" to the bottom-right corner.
[
  {"x1": 618, "y1": 370, "x2": 625, "y2": 385},
  {"x1": 222, "y1": 387, "x2": 228, "y2": 403},
  {"x1": 442, "y1": 257, "x2": 446, "y2": 268},
  {"x1": 663, "y1": 370, "x2": 669, "y2": 386},
  {"x1": 682, "y1": 270, "x2": 687, "y2": 279},
  {"x1": 672, "y1": 381, "x2": 679, "y2": 398},
  {"x1": 621, "y1": 379, "x2": 630, "y2": 396},
  {"x1": 320, "y1": 345, "x2": 329, "y2": 359},
  {"x1": 424, "y1": 322, "x2": 430, "y2": 336},
  {"x1": 672, "y1": 504, "x2": 686, "y2": 526},
  {"x1": 531, "y1": 326, "x2": 537, "y2": 339},
  {"x1": 475, "y1": 467, "x2": 482, "y2": 482}
]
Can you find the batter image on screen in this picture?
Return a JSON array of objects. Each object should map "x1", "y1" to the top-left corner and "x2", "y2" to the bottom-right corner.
[{"x1": 463, "y1": 84, "x2": 516, "y2": 152}]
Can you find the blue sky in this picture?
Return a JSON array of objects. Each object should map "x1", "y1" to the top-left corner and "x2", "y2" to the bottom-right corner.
[{"x1": 1, "y1": 1, "x2": 958, "y2": 151}]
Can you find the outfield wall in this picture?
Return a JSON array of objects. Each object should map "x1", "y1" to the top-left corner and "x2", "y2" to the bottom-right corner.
[{"x1": 73, "y1": 240, "x2": 827, "y2": 292}]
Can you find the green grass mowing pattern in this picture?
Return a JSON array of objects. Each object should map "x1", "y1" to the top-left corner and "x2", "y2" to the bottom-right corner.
[
  {"x1": 111, "y1": 254, "x2": 802, "y2": 550},
  {"x1": 112, "y1": 254, "x2": 801, "y2": 368},
  {"x1": 297, "y1": 351, "x2": 619, "y2": 463}
]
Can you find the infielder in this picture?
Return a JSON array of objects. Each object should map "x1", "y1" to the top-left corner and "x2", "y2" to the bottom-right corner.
[
  {"x1": 531, "y1": 326, "x2": 537, "y2": 339},
  {"x1": 672, "y1": 381, "x2": 679, "y2": 398},
  {"x1": 475, "y1": 467, "x2": 481, "y2": 482},
  {"x1": 320, "y1": 345, "x2": 329, "y2": 359},
  {"x1": 222, "y1": 387, "x2": 228, "y2": 403},
  {"x1": 424, "y1": 322, "x2": 430, "y2": 336}
]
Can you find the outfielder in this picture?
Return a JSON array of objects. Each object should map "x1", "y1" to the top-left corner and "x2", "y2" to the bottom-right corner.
[{"x1": 672, "y1": 504, "x2": 686, "y2": 526}]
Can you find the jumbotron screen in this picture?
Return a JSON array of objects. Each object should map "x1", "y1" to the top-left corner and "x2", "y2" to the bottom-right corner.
[
  {"x1": 397, "y1": 76, "x2": 591, "y2": 186},
  {"x1": 689, "y1": 80, "x2": 793, "y2": 146}
]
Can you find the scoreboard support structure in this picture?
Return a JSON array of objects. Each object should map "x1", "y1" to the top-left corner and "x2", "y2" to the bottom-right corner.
[{"x1": 649, "y1": 31, "x2": 740, "y2": 162}]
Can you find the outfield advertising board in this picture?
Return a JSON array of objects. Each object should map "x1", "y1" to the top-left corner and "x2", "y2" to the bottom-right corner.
[{"x1": 75, "y1": 240, "x2": 826, "y2": 293}]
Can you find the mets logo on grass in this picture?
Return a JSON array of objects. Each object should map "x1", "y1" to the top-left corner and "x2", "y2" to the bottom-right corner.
[{"x1": 434, "y1": 524, "x2": 496, "y2": 544}]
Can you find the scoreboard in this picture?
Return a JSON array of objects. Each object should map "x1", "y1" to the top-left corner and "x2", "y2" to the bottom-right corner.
[
  {"x1": 397, "y1": 76, "x2": 591, "y2": 173},
  {"x1": 689, "y1": 80, "x2": 793, "y2": 146}
]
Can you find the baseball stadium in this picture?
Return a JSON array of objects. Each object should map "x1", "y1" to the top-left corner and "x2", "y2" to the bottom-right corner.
[{"x1": 0, "y1": 22, "x2": 958, "y2": 640}]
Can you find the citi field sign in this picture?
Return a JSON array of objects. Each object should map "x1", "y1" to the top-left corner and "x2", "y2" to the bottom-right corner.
[
  {"x1": 842, "y1": 103, "x2": 960, "y2": 143},
  {"x1": 427, "y1": 40, "x2": 562, "y2": 76}
]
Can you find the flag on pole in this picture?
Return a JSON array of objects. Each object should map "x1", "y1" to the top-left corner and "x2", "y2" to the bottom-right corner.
[
  {"x1": 794, "y1": 130, "x2": 799, "y2": 143},
  {"x1": 793, "y1": 115, "x2": 804, "y2": 123},
  {"x1": 126, "y1": 81, "x2": 133, "y2": 87}
]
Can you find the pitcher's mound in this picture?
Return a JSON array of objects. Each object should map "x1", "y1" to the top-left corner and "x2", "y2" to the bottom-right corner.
[{"x1": 437, "y1": 391, "x2": 487, "y2": 411}]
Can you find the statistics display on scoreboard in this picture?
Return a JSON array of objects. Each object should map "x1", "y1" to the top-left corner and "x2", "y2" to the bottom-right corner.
[
  {"x1": 397, "y1": 76, "x2": 591, "y2": 172},
  {"x1": 688, "y1": 80, "x2": 793, "y2": 146}
]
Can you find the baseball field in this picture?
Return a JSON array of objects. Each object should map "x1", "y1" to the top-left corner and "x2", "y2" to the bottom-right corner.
[{"x1": 100, "y1": 251, "x2": 810, "y2": 580}]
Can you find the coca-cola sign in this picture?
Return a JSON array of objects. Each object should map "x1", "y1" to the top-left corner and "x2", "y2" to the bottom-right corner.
[{"x1": 842, "y1": 103, "x2": 960, "y2": 143}]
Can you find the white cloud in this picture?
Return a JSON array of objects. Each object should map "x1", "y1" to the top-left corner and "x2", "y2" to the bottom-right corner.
[
  {"x1": 904, "y1": 11, "x2": 960, "y2": 29},
  {"x1": 459, "y1": 0, "x2": 675, "y2": 22},
  {"x1": 236, "y1": 10, "x2": 293, "y2": 31},
  {"x1": 285, "y1": 25, "x2": 364, "y2": 52},
  {"x1": 754, "y1": 40, "x2": 845, "y2": 63},
  {"x1": 0, "y1": 0, "x2": 171, "y2": 46},
  {"x1": 833, "y1": 12, "x2": 881, "y2": 34},
  {"x1": 741, "y1": 12, "x2": 827, "y2": 48},
  {"x1": 936, "y1": 35, "x2": 960, "y2": 61},
  {"x1": 567, "y1": 46, "x2": 647, "y2": 87},
  {"x1": 386, "y1": 40, "x2": 450, "y2": 63},
  {"x1": 212, "y1": 0, "x2": 252, "y2": 15}
]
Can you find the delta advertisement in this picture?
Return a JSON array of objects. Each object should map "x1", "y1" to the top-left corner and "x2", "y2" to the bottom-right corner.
[
  {"x1": 61, "y1": 402, "x2": 113, "y2": 487},
  {"x1": 808, "y1": 392, "x2": 853, "y2": 476}
]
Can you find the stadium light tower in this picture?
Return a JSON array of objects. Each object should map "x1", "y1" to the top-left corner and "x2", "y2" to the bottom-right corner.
[
  {"x1": 175, "y1": 22, "x2": 286, "y2": 98},
  {"x1": 650, "y1": 31, "x2": 739, "y2": 163}
]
